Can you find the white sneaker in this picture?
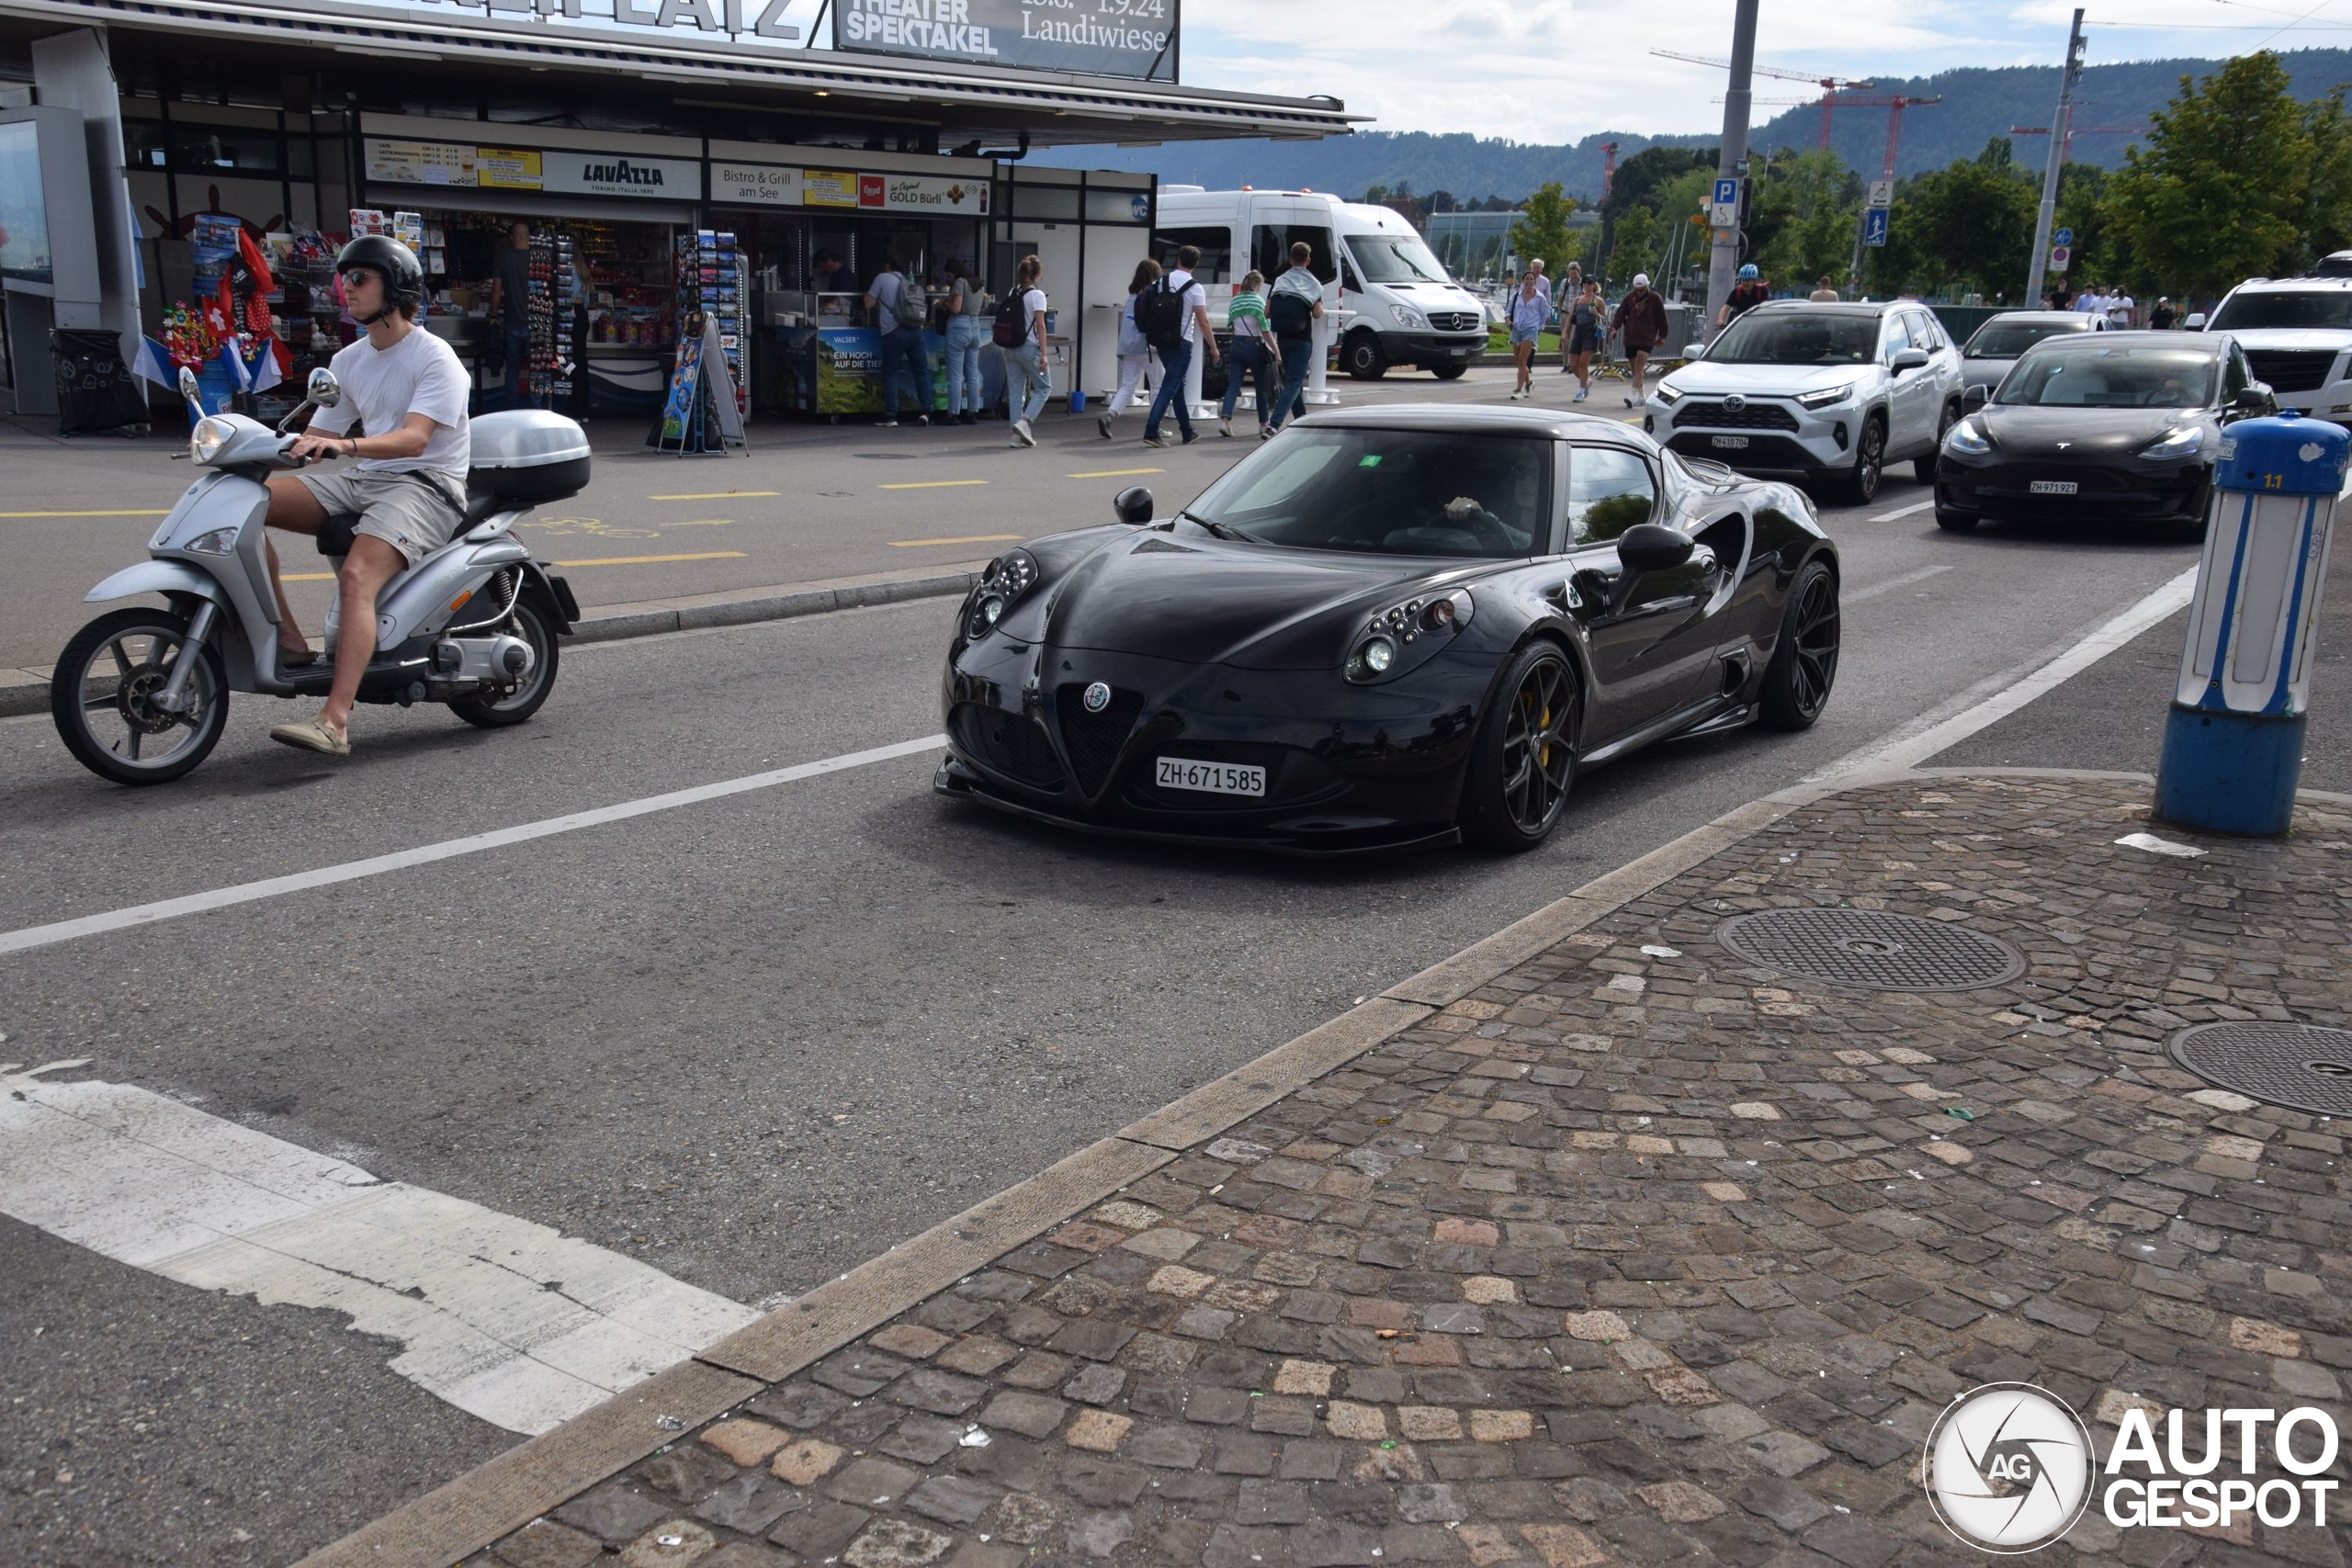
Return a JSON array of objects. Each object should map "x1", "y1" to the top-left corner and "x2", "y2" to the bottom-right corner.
[
  {"x1": 1014, "y1": 418, "x2": 1036, "y2": 447},
  {"x1": 1218, "y1": 417, "x2": 1233, "y2": 437},
  {"x1": 1573, "y1": 387, "x2": 1588, "y2": 402}
]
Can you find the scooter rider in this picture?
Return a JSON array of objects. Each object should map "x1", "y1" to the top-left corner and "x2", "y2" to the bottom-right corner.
[{"x1": 262, "y1": 234, "x2": 472, "y2": 757}]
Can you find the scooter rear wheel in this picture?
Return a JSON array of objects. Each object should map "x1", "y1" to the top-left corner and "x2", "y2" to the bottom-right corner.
[
  {"x1": 449, "y1": 595, "x2": 560, "y2": 729},
  {"x1": 51, "y1": 606, "x2": 229, "y2": 785}
]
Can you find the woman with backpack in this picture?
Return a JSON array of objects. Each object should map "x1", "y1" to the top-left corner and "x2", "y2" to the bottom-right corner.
[
  {"x1": 1219, "y1": 270, "x2": 1274, "y2": 437},
  {"x1": 941, "y1": 258, "x2": 987, "y2": 426},
  {"x1": 993, "y1": 254, "x2": 1051, "y2": 447},
  {"x1": 1097, "y1": 257, "x2": 1161, "y2": 440}
]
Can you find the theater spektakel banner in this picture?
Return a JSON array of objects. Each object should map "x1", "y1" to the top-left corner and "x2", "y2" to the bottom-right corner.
[{"x1": 832, "y1": 0, "x2": 1177, "y2": 81}]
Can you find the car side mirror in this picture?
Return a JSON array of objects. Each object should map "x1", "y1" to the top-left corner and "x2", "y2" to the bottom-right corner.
[
  {"x1": 1962, "y1": 385, "x2": 1989, "y2": 412},
  {"x1": 1616, "y1": 522, "x2": 1696, "y2": 576},
  {"x1": 1681, "y1": 341, "x2": 1707, "y2": 360},
  {"x1": 1114, "y1": 485, "x2": 1154, "y2": 525},
  {"x1": 2232, "y1": 383, "x2": 2276, "y2": 418},
  {"x1": 1890, "y1": 347, "x2": 1930, "y2": 374},
  {"x1": 307, "y1": 367, "x2": 341, "y2": 408},
  {"x1": 2184, "y1": 313, "x2": 2208, "y2": 331}
]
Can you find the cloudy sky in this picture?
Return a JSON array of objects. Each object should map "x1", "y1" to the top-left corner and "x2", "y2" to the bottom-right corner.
[{"x1": 1167, "y1": 0, "x2": 2348, "y2": 140}]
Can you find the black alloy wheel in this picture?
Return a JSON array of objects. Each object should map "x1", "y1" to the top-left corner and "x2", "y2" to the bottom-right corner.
[
  {"x1": 1759, "y1": 559, "x2": 1840, "y2": 730},
  {"x1": 1917, "y1": 402, "x2": 1959, "y2": 484},
  {"x1": 1342, "y1": 333, "x2": 1387, "y2": 380},
  {"x1": 1833, "y1": 416, "x2": 1885, "y2": 506},
  {"x1": 1461, "y1": 642, "x2": 1579, "y2": 851}
]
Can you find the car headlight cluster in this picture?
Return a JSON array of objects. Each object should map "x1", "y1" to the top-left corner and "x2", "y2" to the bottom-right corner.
[
  {"x1": 1346, "y1": 589, "x2": 1474, "y2": 682},
  {"x1": 1944, "y1": 417, "x2": 1993, "y2": 456},
  {"x1": 1651, "y1": 384, "x2": 1684, "y2": 406},
  {"x1": 189, "y1": 415, "x2": 234, "y2": 465},
  {"x1": 2141, "y1": 424, "x2": 2204, "y2": 460},
  {"x1": 966, "y1": 548, "x2": 1040, "y2": 639},
  {"x1": 1389, "y1": 303, "x2": 1430, "y2": 331},
  {"x1": 1796, "y1": 383, "x2": 1856, "y2": 410}
]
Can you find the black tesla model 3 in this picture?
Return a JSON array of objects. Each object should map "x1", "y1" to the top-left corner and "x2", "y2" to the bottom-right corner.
[{"x1": 1933, "y1": 332, "x2": 2277, "y2": 533}]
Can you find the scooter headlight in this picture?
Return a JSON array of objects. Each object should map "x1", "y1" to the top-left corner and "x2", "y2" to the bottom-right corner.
[
  {"x1": 183, "y1": 525, "x2": 241, "y2": 556},
  {"x1": 189, "y1": 415, "x2": 233, "y2": 465}
]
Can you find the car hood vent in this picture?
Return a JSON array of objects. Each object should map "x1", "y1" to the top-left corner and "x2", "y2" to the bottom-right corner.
[{"x1": 1130, "y1": 537, "x2": 1200, "y2": 555}]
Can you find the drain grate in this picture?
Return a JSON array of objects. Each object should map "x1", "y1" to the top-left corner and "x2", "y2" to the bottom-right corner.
[
  {"x1": 2170, "y1": 1022, "x2": 2352, "y2": 1116},
  {"x1": 1715, "y1": 908, "x2": 2027, "y2": 992}
]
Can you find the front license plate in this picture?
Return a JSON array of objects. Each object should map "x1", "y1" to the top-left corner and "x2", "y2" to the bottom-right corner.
[
  {"x1": 2030, "y1": 479, "x2": 2078, "y2": 495},
  {"x1": 1157, "y1": 757, "x2": 1267, "y2": 797},
  {"x1": 1712, "y1": 434, "x2": 1750, "y2": 450}
]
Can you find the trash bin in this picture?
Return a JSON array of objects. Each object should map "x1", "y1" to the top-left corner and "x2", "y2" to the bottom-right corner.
[{"x1": 51, "y1": 329, "x2": 151, "y2": 435}]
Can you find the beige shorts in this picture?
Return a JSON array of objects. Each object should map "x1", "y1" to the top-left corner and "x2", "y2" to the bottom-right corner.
[{"x1": 298, "y1": 468, "x2": 466, "y2": 567}]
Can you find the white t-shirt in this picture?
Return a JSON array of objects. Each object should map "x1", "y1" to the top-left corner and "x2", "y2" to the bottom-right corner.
[
  {"x1": 1166, "y1": 269, "x2": 1208, "y2": 343},
  {"x1": 1017, "y1": 287, "x2": 1048, "y2": 349},
  {"x1": 311, "y1": 325, "x2": 471, "y2": 483}
]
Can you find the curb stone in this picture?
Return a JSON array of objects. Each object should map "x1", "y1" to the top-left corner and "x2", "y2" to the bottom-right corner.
[{"x1": 289, "y1": 761, "x2": 2263, "y2": 1568}]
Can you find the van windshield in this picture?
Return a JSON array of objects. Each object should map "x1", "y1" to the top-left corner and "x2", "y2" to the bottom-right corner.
[
  {"x1": 2211, "y1": 290, "x2": 2352, "y2": 332},
  {"x1": 1348, "y1": 233, "x2": 1452, "y2": 285}
]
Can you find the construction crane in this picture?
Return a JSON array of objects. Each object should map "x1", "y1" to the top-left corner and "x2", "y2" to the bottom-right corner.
[
  {"x1": 1600, "y1": 141, "x2": 1620, "y2": 198},
  {"x1": 2010, "y1": 122, "x2": 2151, "y2": 164},
  {"x1": 1654, "y1": 49, "x2": 1874, "y2": 147},
  {"x1": 1713, "y1": 91, "x2": 1943, "y2": 180}
]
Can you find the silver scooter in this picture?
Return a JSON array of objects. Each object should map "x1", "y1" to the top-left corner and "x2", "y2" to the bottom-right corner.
[{"x1": 51, "y1": 366, "x2": 588, "y2": 784}]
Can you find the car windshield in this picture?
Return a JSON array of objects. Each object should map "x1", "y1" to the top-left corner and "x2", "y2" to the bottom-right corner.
[
  {"x1": 1967, "y1": 320, "x2": 2089, "y2": 358},
  {"x1": 1184, "y1": 428, "x2": 1548, "y2": 558},
  {"x1": 1347, "y1": 233, "x2": 1452, "y2": 285},
  {"x1": 1996, "y1": 345, "x2": 2217, "y2": 408},
  {"x1": 2211, "y1": 290, "x2": 2352, "y2": 332},
  {"x1": 1706, "y1": 310, "x2": 1878, "y2": 365}
]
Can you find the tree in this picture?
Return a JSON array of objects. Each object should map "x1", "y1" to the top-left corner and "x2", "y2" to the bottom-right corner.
[
  {"x1": 1426, "y1": 189, "x2": 1458, "y2": 215},
  {"x1": 2292, "y1": 87, "x2": 2352, "y2": 271},
  {"x1": 1608, "y1": 205, "x2": 1660, "y2": 287},
  {"x1": 1508, "y1": 182, "x2": 1583, "y2": 277},
  {"x1": 1752, "y1": 147, "x2": 1864, "y2": 289},
  {"x1": 1864, "y1": 138, "x2": 2039, "y2": 299},
  {"x1": 2104, "y1": 51, "x2": 2313, "y2": 304},
  {"x1": 1363, "y1": 183, "x2": 1391, "y2": 205}
]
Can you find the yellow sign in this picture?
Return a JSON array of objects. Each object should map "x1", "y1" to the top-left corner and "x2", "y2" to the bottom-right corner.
[
  {"x1": 477, "y1": 148, "x2": 545, "y2": 189},
  {"x1": 365, "y1": 140, "x2": 476, "y2": 187},
  {"x1": 803, "y1": 169, "x2": 862, "y2": 208}
]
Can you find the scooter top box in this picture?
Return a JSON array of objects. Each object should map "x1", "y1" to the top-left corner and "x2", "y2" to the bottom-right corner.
[{"x1": 468, "y1": 409, "x2": 590, "y2": 503}]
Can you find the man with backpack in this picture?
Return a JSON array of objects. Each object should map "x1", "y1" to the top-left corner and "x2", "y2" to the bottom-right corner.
[
  {"x1": 865, "y1": 253, "x2": 932, "y2": 427},
  {"x1": 1264, "y1": 242, "x2": 1325, "y2": 435},
  {"x1": 1141, "y1": 243, "x2": 1219, "y2": 448}
]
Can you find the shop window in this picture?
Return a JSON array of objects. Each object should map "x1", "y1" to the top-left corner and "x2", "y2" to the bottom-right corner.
[
  {"x1": 1152, "y1": 226, "x2": 1231, "y2": 284},
  {"x1": 1251, "y1": 225, "x2": 1335, "y2": 286},
  {"x1": 1012, "y1": 186, "x2": 1080, "y2": 221}
]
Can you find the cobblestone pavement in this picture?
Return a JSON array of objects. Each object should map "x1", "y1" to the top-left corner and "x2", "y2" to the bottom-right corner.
[{"x1": 471, "y1": 774, "x2": 2352, "y2": 1568}]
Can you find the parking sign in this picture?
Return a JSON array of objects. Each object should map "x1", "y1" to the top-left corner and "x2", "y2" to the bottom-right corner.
[
  {"x1": 1863, "y1": 208, "x2": 1890, "y2": 248},
  {"x1": 1710, "y1": 176, "x2": 1740, "y2": 229}
]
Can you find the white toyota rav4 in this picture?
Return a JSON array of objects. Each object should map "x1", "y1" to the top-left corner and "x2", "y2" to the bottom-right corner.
[
  {"x1": 2200, "y1": 264, "x2": 2352, "y2": 425},
  {"x1": 1645, "y1": 299, "x2": 1966, "y2": 505}
]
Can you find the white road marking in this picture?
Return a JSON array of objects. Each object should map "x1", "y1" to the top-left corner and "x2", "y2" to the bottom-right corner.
[
  {"x1": 0, "y1": 734, "x2": 946, "y2": 959},
  {"x1": 1810, "y1": 565, "x2": 2199, "y2": 783},
  {"x1": 0, "y1": 1059, "x2": 759, "y2": 1435},
  {"x1": 1844, "y1": 564, "x2": 1951, "y2": 604},
  {"x1": 1867, "y1": 499, "x2": 1937, "y2": 522}
]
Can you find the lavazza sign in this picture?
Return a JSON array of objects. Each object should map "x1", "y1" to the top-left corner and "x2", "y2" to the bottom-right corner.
[{"x1": 1920, "y1": 1382, "x2": 2343, "y2": 1553}]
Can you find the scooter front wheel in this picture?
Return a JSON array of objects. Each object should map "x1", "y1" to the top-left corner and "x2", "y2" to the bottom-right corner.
[{"x1": 51, "y1": 607, "x2": 229, "y2": 785}]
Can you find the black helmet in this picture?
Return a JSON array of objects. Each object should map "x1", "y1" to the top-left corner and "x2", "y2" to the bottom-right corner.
[{"x1": 336, "y1": 234, "x2": 424, "y2": 320}]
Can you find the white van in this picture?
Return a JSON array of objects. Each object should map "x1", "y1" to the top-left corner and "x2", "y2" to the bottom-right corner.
[{"x1": 1152, "y1": 187, "x2": 1490, "y2": 380}]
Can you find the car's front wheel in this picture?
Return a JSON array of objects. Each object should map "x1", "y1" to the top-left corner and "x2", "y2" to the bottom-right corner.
[
  {"x1": 1460, "y1": 642, "x2": 1578, "y2": 852},
  {"x1": 1831, "y1": 416, "x2": 1885, "y2": 506},
  {"x1": 1430, "y1": 363, "x2": 1467, "y2": 380}
]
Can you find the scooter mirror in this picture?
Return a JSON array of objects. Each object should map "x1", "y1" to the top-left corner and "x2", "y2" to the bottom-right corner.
[
  {"x1": 177, "y1": 367, "x2": 200, "y2": 401},
  {"x1": 308, "y1": 368, "x2": 341, "y2": 408}
]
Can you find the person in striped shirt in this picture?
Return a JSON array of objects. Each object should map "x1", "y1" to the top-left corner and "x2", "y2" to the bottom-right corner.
[{"x1": 1220, "y1": 270, "x2": 1275, "y2": 436}]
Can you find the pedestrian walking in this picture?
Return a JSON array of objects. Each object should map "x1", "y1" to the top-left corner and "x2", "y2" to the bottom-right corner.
[
  {"x1": 1610, "y1": 272, "x2": 1668, "y2": 407},
  {"x1": 993, "y1": 254, "x2": 1050, "y2": 447},
  {"x1": 941, "y1": 257, "x2": 987, "y2": 426},
  {"x1": 1141, "y1": 243, "x2": 1218, "y2": 448},
  {"x1": 1557, "y1": 261, "x2": 1585, "y2": 373},
  {"x1": 2151, "y1": 296, "x2": 2178, "y2": 331},
  {"x1": 1506, "y1": 259, "x2": 1552, "y2": 400},
  {"x1": 1718, "y1": 263, "x2": 1770, "y2": 328},
  {"x1": 487, "y1": 220, "x2": 533, "y2": 411},
  {"x1": 1564, "y1": 278, "x2": 1604, "y2": 402},
  {"x1": 1808, "y1": 275, "x2": 1839, "y2": 302},
  {"x1": 2108, "y1": 288, "x2": 2136, "y2": 329},
  {"x1": 1264, "y1": 241, "x2": 1324, "y2": 435},
  {"x1": 865, "y1": 251, "x2": 932, "y2": 427},
  {"x1": 1220, "y1": 269, "x2": 1275, "y2": 435},
  {"x1": 1098, "y1": 257, "x2": 1161, "y2": 439}
]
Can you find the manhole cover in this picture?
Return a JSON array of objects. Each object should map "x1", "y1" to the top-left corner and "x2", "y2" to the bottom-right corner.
[
  {"x1": 1715, "y1": 908, "x2": 2027, "y2": 992},
  {"x1": 2170, "y1": 1022, "x2": 2352, "y2": 1115}
]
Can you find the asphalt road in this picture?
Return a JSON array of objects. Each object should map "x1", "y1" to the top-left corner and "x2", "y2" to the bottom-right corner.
[
  {"x1": 0, "y1": 366, "x2": 1612, "y2": 671},
  {"x1": 0, "y1": 441, "x2": 2284, "y2": 1566}
]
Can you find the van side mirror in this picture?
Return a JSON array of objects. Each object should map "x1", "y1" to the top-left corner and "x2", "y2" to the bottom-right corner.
[
  {"x1": 1114, "y1": 486, "x2": 1154, "y2": 525},
  {"x1": 1962, "y1": 384, "x2": 1989, "y2": 412},
  {"x1": 2184, "y1": 313, "x2": 2208, "y2": 331}
]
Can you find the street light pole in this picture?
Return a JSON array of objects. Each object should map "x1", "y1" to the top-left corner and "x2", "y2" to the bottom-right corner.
[
  {"x1": 2024, "y1": 9, "x2": 2086, "y2": 308},
  {"x1": 1702, "y1": 0, "x2": 1760, "y2": 345}
]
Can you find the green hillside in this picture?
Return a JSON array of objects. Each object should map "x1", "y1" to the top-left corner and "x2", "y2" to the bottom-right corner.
[{"x1": 1038, "y1": 48, "x2": 2352, "y2": 205}]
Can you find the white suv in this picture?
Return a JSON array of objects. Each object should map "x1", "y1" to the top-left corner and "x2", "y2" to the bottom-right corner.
[
  {"x1": 2200, "y1": 271, "x2": 2352, "y2": 425},
  {"x1": 1645, "y1": 300, "x2": 1966, "y2": 505}
]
